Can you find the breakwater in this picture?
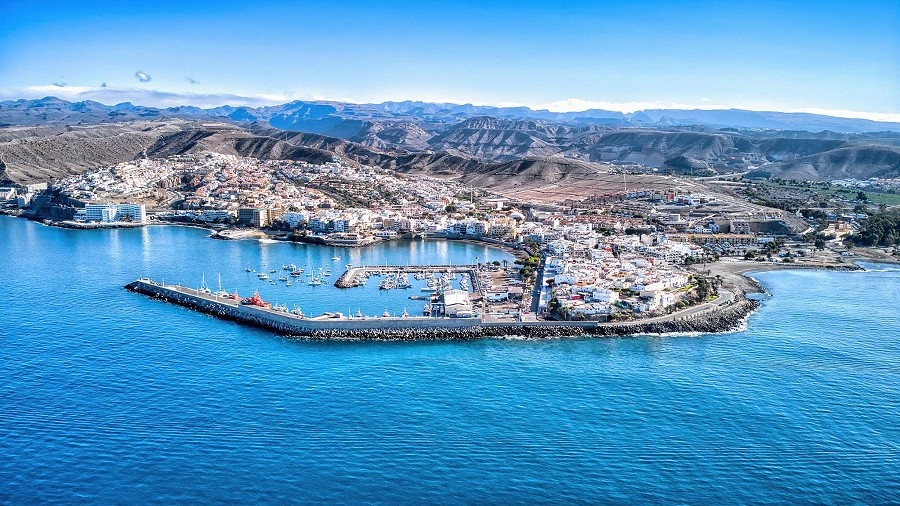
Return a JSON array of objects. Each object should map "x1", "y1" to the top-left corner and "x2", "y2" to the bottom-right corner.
[{"x1": 126, "y1": 278, "x2": 758, "y2": 340}]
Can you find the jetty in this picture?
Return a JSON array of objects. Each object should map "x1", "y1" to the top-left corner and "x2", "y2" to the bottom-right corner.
[{"x1": 125, "y1": 278, "x2": 759, "y2": 340}]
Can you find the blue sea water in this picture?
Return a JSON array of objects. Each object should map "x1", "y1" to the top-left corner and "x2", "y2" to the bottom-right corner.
[{"x1": 1, "y1": 215, "x2": 899, "y2": 504}]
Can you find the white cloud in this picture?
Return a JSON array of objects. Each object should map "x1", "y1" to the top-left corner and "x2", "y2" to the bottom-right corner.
[
  {"x1": 787, "y1": 107, "x2": 900, "y2": 124},
  {"x1": 134, "y1": 71, "x2": 152, "y2": 83},
  {"x1": 534, "y1": 98, "x2": 731, "y2": 113},
  {"x1": 0, "y1": 85, "x2": 316, "y2": 108}
]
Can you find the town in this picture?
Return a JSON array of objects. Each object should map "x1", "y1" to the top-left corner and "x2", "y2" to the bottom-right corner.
[{"x1": 2, "y1": 151, "x2": 897, "y2": 323}]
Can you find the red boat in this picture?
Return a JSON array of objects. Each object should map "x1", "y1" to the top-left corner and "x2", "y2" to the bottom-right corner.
[{"x1": 241, "y1": 290, "x2": 271, "y2": 308}]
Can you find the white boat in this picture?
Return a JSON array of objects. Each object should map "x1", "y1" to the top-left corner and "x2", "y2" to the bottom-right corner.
[
  {"x1": 291, "y1": 306, "x2": 305, "y2": 317},
  {"x1": 258, "y1": 273, "x2": 269, "y2": 280},
  {"x1": 215, "y1": 274, "x2": 230, "y2": 297},
  {"x1": 198, "y1": 273, "x2": 211, "y2": 294},
  {"x1": 285, "y1": 280, "x2": 292, "y2": 286},
  {"x1": 278, "y1": 276, "x2": 288, "y2": 281},
  {"x1": 308, "y1": 277, "x2": 323, "y2": 286},
  {"x1": 332, "y1": 256, "x2": 341, "y2": 261}
]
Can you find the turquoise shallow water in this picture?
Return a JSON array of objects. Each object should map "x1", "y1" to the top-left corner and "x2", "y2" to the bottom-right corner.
[{"x1": 1, "y1": 216, "x2": 899, "y2": 504}]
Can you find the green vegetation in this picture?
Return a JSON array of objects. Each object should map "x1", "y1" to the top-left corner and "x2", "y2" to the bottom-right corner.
[{"x1": 848, "y1": 212, "x2": 900, "y2": 247}]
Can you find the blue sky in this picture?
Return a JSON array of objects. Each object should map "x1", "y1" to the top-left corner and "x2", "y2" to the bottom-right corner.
[{"x1": 1, "y1": 0, "x2": 898, "y2": 120}]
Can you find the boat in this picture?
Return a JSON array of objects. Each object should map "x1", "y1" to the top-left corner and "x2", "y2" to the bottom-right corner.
[
  {"x1": 396, "y1": 273, "x2": 412, "y2": 289},
  {"x1": 401, "y1": 308, "x2": 409, "y2": 318},
  {"x1": 278, "y1": 276, "x2": 288, "y2": 281},
  {"x1": 258, "y1": 273, "x2": 269, "y2": 280},
  {"x1": 382, "y1": 309, "x2": 390, "y2": 317},
  {"x1": 290, "y1": 270, "x2": 304, "y2": 276},
  {"x1": 269, "y1": 269, "x2": 277, "y2": 273},
  {"x1": 244, "y1": 267, "x2": 252, "y2": 272},
  {"x1": 332, "y1": 256, "x2": 340, "y2": 261},
  {"x1": 269, "y1": 280, "x2": 276, "y2": 285},
  {"x1": 241, "y1": 290, "x2": 271, "y2": 308},
  {"x1": 355, "y1": 309, "x2": 363, "y2": 318},
  {"x1": 214, "y1": 273, "x2": 230, "y2": 298},
  {"x1": 291, "y1": 306, "x2": 305, "y2": 317},
  {"x1": 308, "y1": 277, "x2": 323, "y2": 286},
  {"x1": 272, "y1": 302, "x2": 289, "y2": 312},
  {"x1": 198, "y1": 273, "x2": 211, "y2": 294}
]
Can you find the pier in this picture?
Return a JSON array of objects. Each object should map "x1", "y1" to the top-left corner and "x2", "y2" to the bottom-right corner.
[{"x1": 125, "y1": 278, "x2": 759, "y2": 340}]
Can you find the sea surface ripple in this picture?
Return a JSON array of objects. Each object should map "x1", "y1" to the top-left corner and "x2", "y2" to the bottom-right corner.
[{"x1": 1, "y1": 216, "x2": 898, "y2": 504}]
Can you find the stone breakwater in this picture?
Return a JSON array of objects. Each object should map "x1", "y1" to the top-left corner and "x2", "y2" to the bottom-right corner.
[{"x1": 126, "y1": 279, "x2": 759, "y2": 341}]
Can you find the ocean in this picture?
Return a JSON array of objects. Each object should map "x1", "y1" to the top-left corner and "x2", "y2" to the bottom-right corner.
[{"x1": 1, "y1": 215, "x2": 898, "y2": 504}]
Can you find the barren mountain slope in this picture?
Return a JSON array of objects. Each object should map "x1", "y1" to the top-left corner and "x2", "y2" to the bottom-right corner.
[{"x1": 0, "y1": 121, "x2": 188, "y2": 183}]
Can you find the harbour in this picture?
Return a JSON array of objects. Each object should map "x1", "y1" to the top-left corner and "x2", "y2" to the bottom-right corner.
[{"x1": 125, "y1": 277, "x2": 758, "y2": 339}]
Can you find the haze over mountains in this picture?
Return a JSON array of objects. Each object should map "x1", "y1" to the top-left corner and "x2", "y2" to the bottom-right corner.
[{"x1": 1, "y1": 97, "x2": 898, "y2": 187}]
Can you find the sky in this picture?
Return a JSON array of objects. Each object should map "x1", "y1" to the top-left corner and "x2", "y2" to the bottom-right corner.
[{"x1": 1, "y1": 0, "x2": 898, "y2": 121}]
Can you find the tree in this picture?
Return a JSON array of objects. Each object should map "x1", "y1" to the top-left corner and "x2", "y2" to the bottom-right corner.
[
  {"x1": 814, "y1": 238, "x2": 826, "y2": 250},
  {"x1": 857, "y1": 191, "x2": 868, "y2": 202}
]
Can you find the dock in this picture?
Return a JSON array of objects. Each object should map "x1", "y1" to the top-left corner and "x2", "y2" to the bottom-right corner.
[
  {"x1": 335, "y1": 264, "x2": 483, "y2": 292},
  {"x1": 125, "y1": 278, "x2": 760, "y2": 340}
]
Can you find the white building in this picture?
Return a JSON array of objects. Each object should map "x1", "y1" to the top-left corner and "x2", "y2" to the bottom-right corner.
[{"x1": 84, "y1": 203, "x2": 147, "y2": 224}]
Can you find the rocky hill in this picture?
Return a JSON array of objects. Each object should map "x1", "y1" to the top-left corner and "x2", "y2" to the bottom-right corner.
[{"x1": 2, "y1": 98, "x2": 899, "y2": 185}]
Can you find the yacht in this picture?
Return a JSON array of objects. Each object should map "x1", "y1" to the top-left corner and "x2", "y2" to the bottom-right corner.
[
  {"x1": 214, "y1": 274, "x2": 230, "y2": 298},
  {"x1": 198, "y1": 273, "x2": 211, "y2": 294},
  {"x1": 257, "y1": 273, "x2": 269, "y2": 280}
]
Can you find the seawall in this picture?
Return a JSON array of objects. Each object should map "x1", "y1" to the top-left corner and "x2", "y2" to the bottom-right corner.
[{"x1": 126, "y1": 279, "x2": 759, "y2": 340}]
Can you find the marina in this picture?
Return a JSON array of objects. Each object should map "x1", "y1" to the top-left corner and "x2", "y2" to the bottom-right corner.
[{"x1": 126, "y1": 277, "x2": 757, "y2": 339}]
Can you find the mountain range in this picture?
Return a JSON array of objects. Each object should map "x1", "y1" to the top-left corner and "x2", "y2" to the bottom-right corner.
[{"x1": 1, "y1": 97, "x2": 898, "y2": 189}]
